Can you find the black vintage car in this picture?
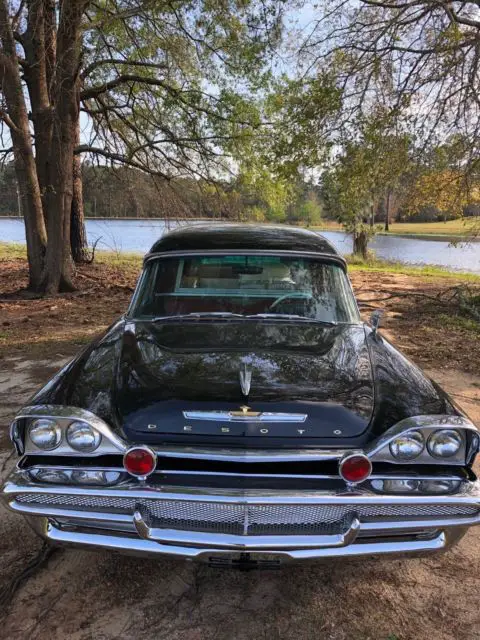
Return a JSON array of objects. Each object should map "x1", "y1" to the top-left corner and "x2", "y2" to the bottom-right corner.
[{"x1": 3, "y1": 224, "x2": 480, "y2": 567}]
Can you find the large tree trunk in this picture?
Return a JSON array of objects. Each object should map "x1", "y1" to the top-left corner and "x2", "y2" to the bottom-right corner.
[
  {"x1": 353, "y1": 229, "x2": 369, "y2": 259},
  {"x1": 42, "y1": 0, "x2": 89, "y2": 293},
  {"x1": 71, "y1": 120, "x2": 88, "y2": 263},
  {"x1": 22, "y1": 0, "x2": 54, "y2": 218},
  {"x1": 0, "y1": 0, "x2": 47, "y2": 291}
]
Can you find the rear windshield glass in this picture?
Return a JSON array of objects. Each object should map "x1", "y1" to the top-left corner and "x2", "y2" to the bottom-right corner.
[{"x1": 130, "y1": 255, "x2": 359, "y2": 323}]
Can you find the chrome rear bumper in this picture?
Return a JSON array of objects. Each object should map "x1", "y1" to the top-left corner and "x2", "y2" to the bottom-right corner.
[{"x1": 3, "y1": 469, "x2": 480, "y2": 563}]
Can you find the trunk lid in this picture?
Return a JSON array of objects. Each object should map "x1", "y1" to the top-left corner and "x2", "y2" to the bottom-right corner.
[{"x1": 117, "y1": 320, "x2": 374, "y2": 443}]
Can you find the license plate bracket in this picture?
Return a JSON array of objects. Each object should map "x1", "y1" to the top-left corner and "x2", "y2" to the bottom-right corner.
[{"x1": 206, "y1": 552, "x2": 284, "y2": 570}]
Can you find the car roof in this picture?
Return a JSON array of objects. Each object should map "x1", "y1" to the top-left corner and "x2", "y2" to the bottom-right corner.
[{"x1": 148, "y1": 223, "x2": 341, "y2": 258}]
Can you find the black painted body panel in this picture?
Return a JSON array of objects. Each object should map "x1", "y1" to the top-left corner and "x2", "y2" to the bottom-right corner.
[
  {"x1": 30, "y1": 318, "x2": 458, "y2": 448},
  {"x1": 117, "y1": 321, "x2": 374, "y2": 442}
]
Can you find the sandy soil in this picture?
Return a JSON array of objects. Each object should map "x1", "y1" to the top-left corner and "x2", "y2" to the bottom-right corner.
[{"x1": 1, "y1": 259, "x2": 480, "y2": 640}]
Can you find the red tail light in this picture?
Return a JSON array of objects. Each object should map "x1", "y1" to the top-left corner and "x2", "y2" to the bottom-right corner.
[
  {"x1": 123, "y1": 447, "x2": 157, "y2": 477},
  {"x1": 339, "y1": 454, "x2": 372, "y2": 484}
]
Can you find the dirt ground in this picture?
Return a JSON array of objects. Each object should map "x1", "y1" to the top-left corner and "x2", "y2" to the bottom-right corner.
[{"x1": 1, "y1": 255, "x2": 480, "y2": 640}]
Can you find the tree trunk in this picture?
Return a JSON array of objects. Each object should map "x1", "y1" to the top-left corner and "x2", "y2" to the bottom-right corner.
[
  {"x1": 0, "y1": 0, "x2": 47, "y2": 291},
  {"x1": 385, "y1": 189, "x2": 391, "y2": 231},
  {"x1": 42, "y1": 0, "x2": 89, "y2": 293},
  {"x1": 353, "y1": 229, "x2": 369, "y2": 259},
  {"x1": 71, "y1": 120, "x2": 88, "y2": 263},
  {"x1": 22, "y1": 0, "x2": 54, "y2": 218}
]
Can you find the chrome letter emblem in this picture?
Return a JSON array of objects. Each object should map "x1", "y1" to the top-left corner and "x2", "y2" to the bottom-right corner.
[{"x1": 239, "y1": 362, "x2": 252, "y2": 397}]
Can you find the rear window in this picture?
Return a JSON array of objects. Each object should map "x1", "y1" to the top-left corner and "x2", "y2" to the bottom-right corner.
[{"x1": 130, "y1": 254, "x2": 359, "y2": 323}]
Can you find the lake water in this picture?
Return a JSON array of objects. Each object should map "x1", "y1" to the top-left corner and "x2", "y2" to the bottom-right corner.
[{"x1": 1, "y1": 217, "x2": 479, "y2": 274}]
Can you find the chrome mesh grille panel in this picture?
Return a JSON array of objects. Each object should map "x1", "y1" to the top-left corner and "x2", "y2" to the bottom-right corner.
[
  {"x1": 146, "y1": 500, "x2": 245, "y2": 534},
  {"x1": 17, "y1": 493, "x2": 135, "y2": 512},
  {"x1": 15, "y1": 493, "x2": 479, "y2": 535}
]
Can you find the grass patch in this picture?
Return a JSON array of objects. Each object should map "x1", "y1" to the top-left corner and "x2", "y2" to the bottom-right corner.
[
  {"x1": 437, "y1": 313, "x2": 480, "y2": 334},
  {"x1": 346, "y1": 254, "x2": 480, "y2": 282},
  {"x1": 314, "y1": 217, "x2": 480, "y2": 237},
  {"x1": 385, "y1": 218, "x2": 479, "y2": 236},
  {"x1": 0, "y1": 242, "x2": 26, "y2": 260},
  {"x1": 93, "y1": 249, "x2": 142, "y2": 275},
  {"x1": 0, "y1": 242, "x2": 143, "y2": 278}
]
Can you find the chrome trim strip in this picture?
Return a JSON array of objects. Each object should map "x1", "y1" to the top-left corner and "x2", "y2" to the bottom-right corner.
[
  {"x1": 150, "y1": 446, "x2": 352, "y2": 462},
  {"x1": 4, "y1": 470, "x2": 480, "y2": 504},
  {"x1": 22, "y1": 465, "x2": 467, "y2": 483},
  {"x1": 183, "y1": 411, "x2": 308, "y2": 423},
  {"x1": 143, "y1": 249, "x2": 347, "y2": 269},
  {"x1": 10, "y1": 502, "x2": 133, "y2": 523}
]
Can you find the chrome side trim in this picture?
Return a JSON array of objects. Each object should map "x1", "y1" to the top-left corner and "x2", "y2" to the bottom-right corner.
[{"x1": 183, "y1": 411, "x2": 308, "y2": 423}]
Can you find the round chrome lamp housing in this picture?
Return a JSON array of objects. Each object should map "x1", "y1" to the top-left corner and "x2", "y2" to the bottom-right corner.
[
  {"x1": 66, "y1": 421, "x2": 102, "y2": 453},
  {"x1": 427, "y1": 429, "x2": 463, "y2": 458},
  {"x1": 29, "y1": 419, "x2": 61, "y2": 450},
  {"x1": 389, "y1": 430, "x2": 425, "y2": 460}
]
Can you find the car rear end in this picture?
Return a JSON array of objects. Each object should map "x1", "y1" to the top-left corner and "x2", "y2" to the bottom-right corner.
[
  {"x1": 4, "y1": 409, "x2": 480, "y2": 567},
  {"x1": 3, "y1": 228, "x2": 480, "y2": 566}
]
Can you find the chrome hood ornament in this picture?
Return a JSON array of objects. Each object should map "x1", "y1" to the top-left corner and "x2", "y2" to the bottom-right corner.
[{"x1": 239, "y1": 362, "x2": 252, "y2": 397}]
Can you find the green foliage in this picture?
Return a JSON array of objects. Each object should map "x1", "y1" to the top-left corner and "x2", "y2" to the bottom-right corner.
[
  {"x1": 235, "y1": 164, "x2": 294, "y2": 222},
  {"x1": 263, "y1": 73, "x2": 342, "y2": 177},
  {"x1": 320, "y1": 109, "x2": 411, "y2": 247},
  {"x1": 287, "y1": 185, "x2": 323, "y2": 226},
  {"x1": 296, "y1": 197, "x2": 322, "y2": 226},
  {"x1": 80, "y1": 0, "x2": 284, "y2": 180},
  {"x1": 399, "y1": 137, "x2": 479, "y2": 221}
]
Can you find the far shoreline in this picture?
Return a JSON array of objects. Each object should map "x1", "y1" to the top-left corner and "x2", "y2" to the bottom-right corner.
[
  {"x1": 1, "y1": 215, "x2": 478, "y2": 243},
  {"x1": 1, "y1": 240, "x2": 479, "y2": 282}
]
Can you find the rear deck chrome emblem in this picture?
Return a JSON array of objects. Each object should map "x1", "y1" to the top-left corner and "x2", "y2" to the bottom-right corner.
[
  {"x1": 231, "y1": 406, "x2": 260, "y2": 418},
  {"x1": 183, "y1": 410, "x2": 307, "y2": 423}
]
